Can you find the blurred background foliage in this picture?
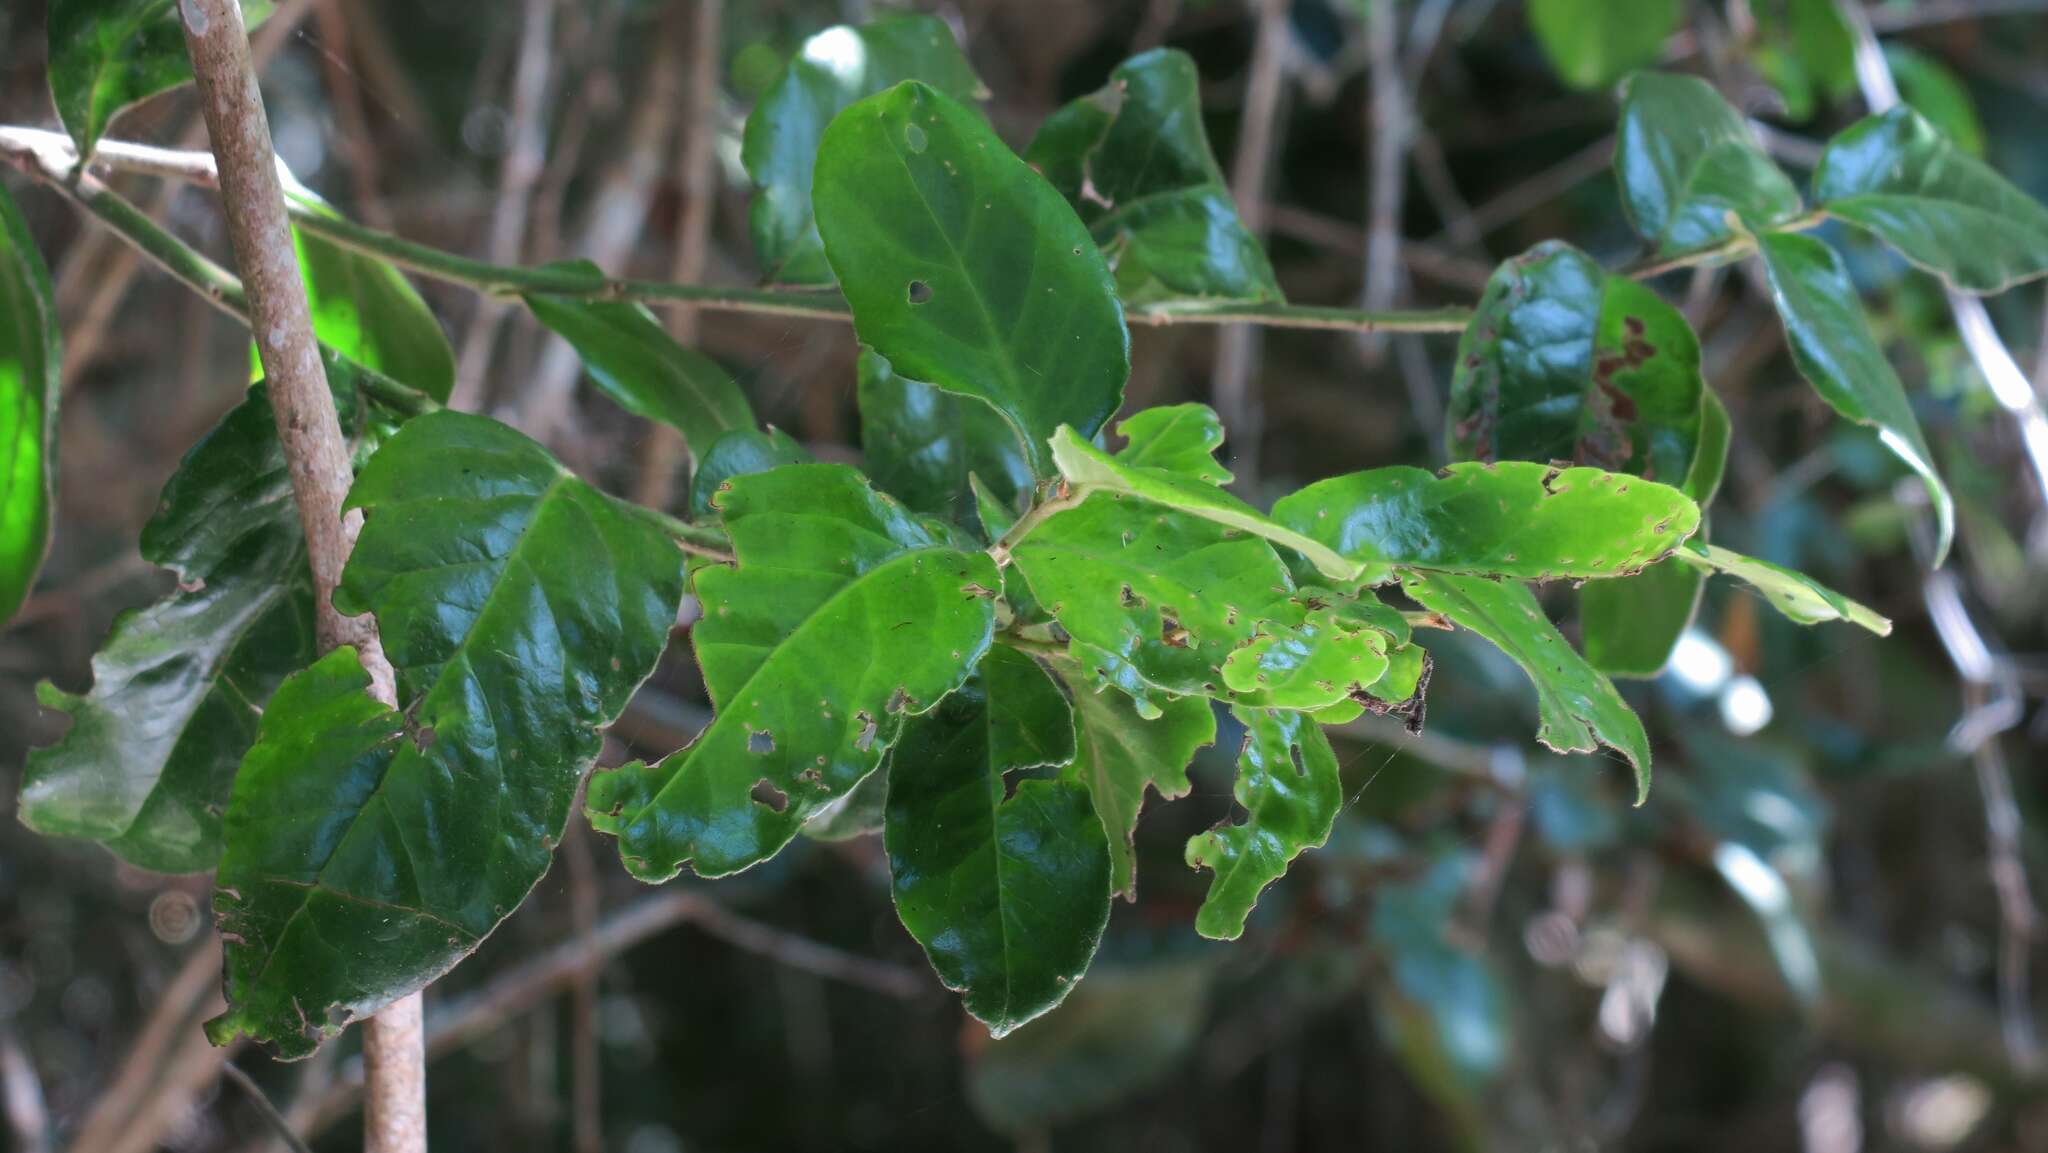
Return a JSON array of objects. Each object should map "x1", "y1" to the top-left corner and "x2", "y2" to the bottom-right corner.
[{"x1": 3, "y1": 0, "x2": 2048, "y2": 1150}]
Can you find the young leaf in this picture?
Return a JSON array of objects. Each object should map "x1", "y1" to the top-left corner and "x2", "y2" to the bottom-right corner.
[
  {"x1": 206, "y1": 411, "x2": 685, "y2": 1057},
  {"x1": 1186, "y1": 707, "x2": 1342, "y2": 940},
  {"x1": 742, "y1": 14, "x2": 986, "y2": 285},
  {"x1": 1811, "y1": 106, "x2": 2048, "y2": 294},
  {"x1": 1528, "y1": 0, "x2": 1681, "y2": 90},
  {"x1": 885, "y1": 647, "x2": 1108, "y2": 1037},
  {"x1": 814, "y1": 81, "x2": 1130, "y2": 473},
  {"x1": 1755, "y1": 230, "x2": 1953, "y2": 561},
  {"x1": 0, "y1": 182, "x2": 58, "y2": 628},
  {"x1": 587, "y1": 463, "x2": 998, "y2": 881},
  {"x1": 1051, "y1": 656, "x2": 1217, "y2": 899},
  {"x1": 687, "y1": 426, "x2": 810, "y2": 519},
  {"x1": 1674, "y1": 541, "x2": 1891, "y2": 633},
  {"x1": 1402, "y1": 572, "x2": 1652, "y2": 801},
  {"x1": 46, "y1": 0, "x2": 274, "y2": 159},
  {"x1": 526, "y1": 263, "x2": 755, "y2": 460},
  {"x1": 1023, "y1": 49, "x2": 1280, "y2": 305},
  {"x1": 1614, "y1": 73, "x2": 1803, "y2": 256},
  {"x1": 1270, "y1": 461, "x2": 1700, "y2": 582},
  {"x1": 290, "y1": 205, "x2": 454, "y2": 403},
  {"x1": 858, "y1": 347, "x2": 1034, "y2": 522}
]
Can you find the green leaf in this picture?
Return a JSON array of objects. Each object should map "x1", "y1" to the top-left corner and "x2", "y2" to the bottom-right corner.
[
  {"x1": 207, "y1": 411, "x2": 685, "y2": 1057},
  {"x1": 687, "y1": 426, "x2": 810, "y2": 520},
  {"x1": 588, "y1": 463, "x2": 998, "y2": 880},
  {"x1": 1449, "y1": 241, "x2": 1706, "y2": 479},
  {"x1": 0, "y1": 183, "x2": 58, "y2": 628},
  {"x1": 1051, "y1": 656, "x2": 1216, "y2": 899},
  {"x1": 526, "y1": 262, "x2": 754, "y2": 460},
  {"x1": 1528, "y1": 0, "x2": 1681, "y2": 90},
  {"x1": 1751, "y1": 0, "x2": 1856, "y2": 121},
  {"x1": 1579, "y1": 559, "x2": 1703, "y2": 677},
  {"x1": 814, "y1": 81, "x2": 1130, "y2": 473},
  {"x1": 289, "y1": 205, "x2": 453, "y2": 404},
  {"x1": 1402, "y1": 572, "x2": 1652, "y2": 801},
  {"x1": 1271, "y1": 461, "x2": 1700, "y2": 582},
  {"x1": 1885, "y1": 45, "x2": 1985, "y2": 159},
  {"x1": 742, "y1": 14, "x2": 987, "y2": 285},
  {"x1": 1024, "y1": 49, "x2": 1280, "y2": 305},
  {"x1": 1185, "y1": 707, "x2": 1342, "y2": 940},
  {"x1": 1219, "y1": 603, "x2": 1392, "y2": 711},
  {"x1": 46, "y1": 0, "x2": 273, "y2": 159},
  {"x1": 1675, "y1": 541, "x2": 1891, "y2": 633},
  {"x1": 885, "y1": 647, "x2": 1108, "y2": 1036},
  {"x1": 1754, "y1": 230, "x2": 1953, "y2": 560},
  {"x1": 1614, "y1": 73, "x2": 1804, "y2": 255},
  {"x1": 857, "y1": 347, "x2": 1034, "y2": 522},
  {"x1": 1811, "y1": 106, "x2": 2048, "y2": 294}
]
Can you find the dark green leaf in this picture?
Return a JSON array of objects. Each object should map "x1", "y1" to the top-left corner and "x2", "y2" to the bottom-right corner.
[
  {"x1": 1675, "y1": 540, "x2": 1891, "y2": 633},
  {"x1": 1751, "y1": 0, "x2": 1856, "y2": 121},
  {"x1": 526, "y1": 264, "x2": 754, "y2": 463},
  {"x1": 1614, "y1": 73, "x2": 1804, "y2": 255},
  {"x1": 1402, "y1": 572, "x2": 1652, "y2": 800},
  {"x1": 1811, "y1": 106, "x2": 2048, "y2": 293},
  {"x1": 742, "y1": 14, "x2": 986, "y2": 285},
  {"x1": 1755, "y1": 230, "x2": 1953, "y2": 559},
  {"x1": 0, "y1": 182, "x2": 58, "y2": 628},
  {"x1": 1051, "y1": 656, "x2": 1216, "y2": 899},
  {"x1": 857, "y1": 347, "x2": 1033, "y2": 521},
  {"x1": 1885, "y1": 45, "x2": 1985, "y2": 158},
  {"x1": 290, "y1": 205, "x2": 453, "y2": 404},
  {"x1": 588, "y1": 463, "x2": 998, "y2": 880},
  {"x1": 207, "y1": 411, "x2": 685, "y2": 1057},
  {"x1": 687, "y1": 426, "x2": 810, "y2": 520},
  {"x1": 1271, "y1": 461, "x2": 1700, "y2": 583},
  {"x1": 46, "y1": 0, "x2": 273, "y2": 159},
  {"x1": 1579, "y1": 559, "x2": 1703, "y2": 677},
  {"x1": 1024, "y1": 49, "x2": 1280, "y2": 305},
  {"x1": 814, "y1": 81, "x2": 1130, "y2": 473},
  {"x1": 885, "y1": 647, "x2": 1107, "y2": 1036},
  {"x1": 1528, "y1": 0, "x2": 1681, "y2": 90},
  {"x1": 1186, "y1": 707, "x2": 1342, "y2": 940}
]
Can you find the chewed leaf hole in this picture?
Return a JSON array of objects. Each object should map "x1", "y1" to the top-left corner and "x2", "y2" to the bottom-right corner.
[
  {"x1": 855, "y1": 710, "x2": 879, "y2": 752},
  {"x1": 747, "y1": 729, "x2": 775, "y2": 755},
  {"x1": 907, "y1": 280, "x2": 933, "y2": 304},
  {"x1": 750, "y1": 779, "x2": 789, "y2": 812}
]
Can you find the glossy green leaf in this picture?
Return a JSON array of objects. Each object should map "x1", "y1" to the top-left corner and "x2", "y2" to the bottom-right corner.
[
  {"x1": 1402, "y1": 571, "x2": 1652, "y2": 800},
  {"x1": 1051, "y1": 656, "x2": 1216, "y2": 899},
  {"x1": 1024, "y1": 49, "x2": 1280, "y2": 305},
  {"x1": 885, "y1": 647, "x2": 1107, "y2": 1036},
  {"x1": 1220, "y1": 604, "x2": 1393, "y2": 711},
  {"x1": 46, "y1": 0, "x2": 273, "y2": 159},
  {"x1": 687, "y1": 426, "x2": 810, "y2": 520},
  {"x1": 1614, "y1": 73, "x2": 1803, "y2": 255},
  {"x1": 527, "y1": 266, "x2": 753, "y2": 464},
  {"x1": 742, "y1": 14, "x2": 986, "y2": 285},
  {"x1": 814, "y1": 81, "x2": 1130, "y2": 472},
  {"x1": 1449, "y1": 242, "x2": 1706, "y2": 479},
  {"x1": 1675, "y1": 541, "x2": 1891, "y2": 633},
  {"x1": 1185, "y1": 707, "x2": 1341, "y2": 940},
  {"x1": 1755, "y1": 230, "x2": 1953, "y2": 560},
  {"x1": 1812, "y1": 106, "x2": 2048, "y2": 293},
  {"x1": 207, "y1": 411, "x2": 685, "y2": 1057},
  {"x1": 858, "y1": 347, "x2": 1033, "y2": 522},
  {"x1": 0, "y1": 183, "x2": 57, "y2": 628},
  {"x1": 1271, "y1": 461, "x2": 1700, "y2": 582},
  {"x1": 588, "y1": 463, "x2": 998, "y2": 880},
  {"x1": 1528, "y1": 0, "x2": 1681, "y2": 90},
  {"x1": 290, "y1": 206, "x2": 453, "y2": 403},
  {"x1": 1885, "y1": 46, "x2": 1985, "y2": 159}
]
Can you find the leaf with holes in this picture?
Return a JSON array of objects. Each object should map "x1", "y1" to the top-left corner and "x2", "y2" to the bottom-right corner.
[
  {"x1": 0, "y1": 183, "x2": 57, "y2": 629},
  {"x1": 1812, "y1": 105, "x2": 2048, "y2": 294},
  {"x1": 885, "y1": 646, "x2": 1107, "y2": 1036},
  {"x1": 587, "y1": 463, "x2": 998, "y2": 880},
  {"x1": 1025, "y1": 48, "x2": 1280, "y2": 305},
  {"x1": 814, "y1": 81, "x2": 1130, "y2": 473},
  {"x1": 1402, "y1": 571, "x2": 1652, "y2": 801},
  {"x1": 858, "y1": 347, "x2": 1034, "y2": 522},
  {"x1": 1614, "y1": 73, "x2": 1804, "y2": 255},
  {"x1": 743, "y1": 14, "x2": 987, "y2": 285},
  {"x1": 1675, "y1": 541, "x2": 1890, "y2": 633},
  {"x1": 205, "y1": 411, "x2": 684, "y2": 1057},
  {"x1": 46, "y1": 0, "x2": 275, "y2": 159},
  {"x1": 1186, "y1": 706, "x2": 1342, "y2": 940},
  {"x1": 1220, "y1": 602, "x2": 1394, "y2": 712}
]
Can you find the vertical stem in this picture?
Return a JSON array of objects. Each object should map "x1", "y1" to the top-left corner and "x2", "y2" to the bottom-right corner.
[{"x1": 176, "y1": 1, "x2": 420, "y2": 1149}]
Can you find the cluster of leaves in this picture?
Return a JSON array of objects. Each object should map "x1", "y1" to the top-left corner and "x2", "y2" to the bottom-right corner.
[{"x1": 7, "y1": 5, "x2": 2047, "y2": 1056}]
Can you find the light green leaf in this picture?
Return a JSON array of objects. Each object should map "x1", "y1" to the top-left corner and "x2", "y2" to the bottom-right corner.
[
  {"x1": 1051, "y1": 656, "x2": 1216, "y2": 899},
  {"x1": 1271, "y1": 461, "x2": 1700, "y2": 582},
  {"x1": 814, "y1": 81, "x2": 1130, "y2": 473},
  {"x1": 290, "y1": 204, "x2": 453, "y2": 403},
  {"x1": 687, "y1": 426, "x2": 810, "y2": 520},
  {"x1": 1755, "y1": 230, "x2": 1953, "y2": 560},
  {"x1": 885, "y1": 647, "x2": 1107, "y2": 1036},
  {"x1": 1024, "y1": 49, "x2": 1280, "y2": 305},
  {"x1": 588, "y1": 463, "x2": 998, "y2": 880},
  {"x1": 858, "y1": 347, "x2": 1033, "y2": 522},
  {"x1": 1402, "y1": 571, "x2": 1652, "y2": 801},
  {"x1": 206, "y1": 411, "x2": 685, "y2": 1057},
  {"x1": 1529, "y1": 0, "x2": 1681, "y2": 90},
  {"x1": 1186, "y1": 707, "x2": 1342, "y2": 940},
  {"x1": 46, "y1": 0, "x2": 274, "y2": 159},
  {"x1": 1812, "y1": 106, "x2": 2048, "y2": 294},
  {"x1": 1614, "y1": 73, "x2": 1804, "y2": 255},
  {"x1": 1220, "y1": 605, "x2": 1392, "y2": 711},
  {"x1": 742, "y1": 14, "x2": 986, "y2": 285},
  {"x1": 1675, "y1": 541, "x2": 1891, "y2": 633},
  {"x1": 0, "y1": 183, "x2": 58, "y2": 628}
]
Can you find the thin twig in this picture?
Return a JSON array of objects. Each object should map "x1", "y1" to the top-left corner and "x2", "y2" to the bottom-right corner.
[
  {"x1": 1359, "y1": 0, "x2": 1412, "y2": 365},
  {"x1": 64, "y1": 940, "x2": 222, "y2": 1153},
  {"x1": 222, "y1": 1066, "x2": 316, "y2": 1153},
  {"x1": 1867, "y1": 0, "x2": 2048, "y2": 30},
  {"x1": 310, "y1": 0, "x2": 393, "y2": 230}
]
